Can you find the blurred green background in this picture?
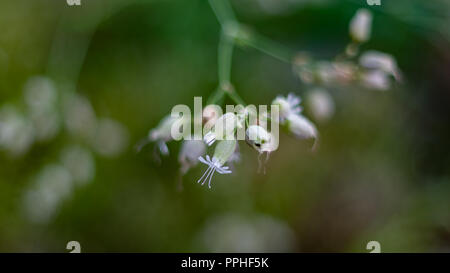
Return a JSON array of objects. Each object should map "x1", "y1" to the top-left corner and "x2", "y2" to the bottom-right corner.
[{"x1": 0, "y1": 0, "x2": 449, "y2": 252}]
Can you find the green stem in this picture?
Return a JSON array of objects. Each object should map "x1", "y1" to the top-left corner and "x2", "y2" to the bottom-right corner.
[
  {"x1": 226, "y1": 87, "x2": 246, "y2": 105},
  {"x1": 238, "y1": 29, "x2": 295, "y2": 64},
  {"x1": 208, "y1": 0, "x2": 236, "y2": 25},
  {"x1": 218, "y1": 31, "x2": 234, "y2": 86},
  {"x1": 208, "y1": 0, "x2": 298, "y2": 107}
]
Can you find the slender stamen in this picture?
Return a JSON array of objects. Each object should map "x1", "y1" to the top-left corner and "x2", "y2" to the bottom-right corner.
[
  {"x1": 197, "y1": 155, "x2": 232, "y2": 188},
  {"x1": 202, "y1": 167, "x2": 215, "y2": 186},
  {"x1": 198, "y1": 165, "x2": 212, "y2": 183},
  {"x1": 207, "y1": 167, "x2": 217, "y2": 188}
]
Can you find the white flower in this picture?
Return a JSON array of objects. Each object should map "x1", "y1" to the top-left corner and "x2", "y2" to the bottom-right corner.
[
  {"x1": 23, "y1": 164, "x2": 73, "y2": 223},
  {"x1": 61, "y1": 145, "x2": 95, "y2": 185},
  {"x1": 197, "y1": 140, "x2": 236, "y2": 189},
  {"x1": 260, "y1": 132, "x2": 278, "y2": 154},
  {"x1": 307, "y1": 89, "x2": 335, "y2": 123},
  {"x1": 62, "y1": 92, "x2": 97, "y2": 140},
  {"x1": 178, "y1": 140, "x2": 206, "y2": 174},
  {"x1": 197, "y1": 213, "x2": 297, "y2": 252},
  {"x1": 92, "y1": 118, "x2": 129, "y2": 157},
  {"x1": 203, "y1": 113, "x2": 239, "y2": 146},
  {"x1": 148, "y1": 115, "x2": 178, "y2": 155},
  {"x1": 362, "y1": 70, "x2": 391, "y2": 91},
  {"x1": 24, "y1": 76, "x2": 58, "y2": 114},
  {"x1": 316, "y1": 61, "x2": 336, "y2": 85},
  {"x1": 0, "y1": 105, "x2": 35, "y2": 156},
  {"x1": 332, "y1": 61, "x2": 357, "y2": 84},
  {"x1": 286, "y1": 113, "x2": 318, "y2": 140},
  {"x1": 349, "y1": 9, "x2": 372, "y2": 43},
  {"x1": 29, "y1": 110, "x2": 61, "y2": 142},
  {"x1": 272, "y1": 93, "x2": 302, "y2": 122},
  {"x1": 245, "y1": 125, "x2": 271, "y2": 153},
  {"x1": 254, "y1": 131, "x2": 279, "y2": 174},
  {"x1": 359, "y1": 51, "x2": 402, "y2": 81}
]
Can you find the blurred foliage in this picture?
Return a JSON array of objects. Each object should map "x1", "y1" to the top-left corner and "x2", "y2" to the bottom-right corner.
[{"x1": 0, "y1": 0, "x2": 449, "y2": 252}]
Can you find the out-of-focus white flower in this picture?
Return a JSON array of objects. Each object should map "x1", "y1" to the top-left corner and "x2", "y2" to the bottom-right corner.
[
  {"x1": 286, "y1": 113, "x2": 318, "y2": 140},
  {"x1": 91, "y1": 118, "x2": 129, "y2": 157},
  {"x1": 0, "y1": 105, "x2": 35, "y2": 156},
  {"x1": 359, "y1": 50, "x2": 402, "y2": 81},
  {"x1": 24, "y1": 76, "x2": 58, "y2": 114},
  {"x1": 316, "y1": 61, "x2": 336, "y2": 85},
  {"x1": 178, "y1": 140, "x2": 206, "y2": 175},
  {"x1": 197, "y1": 140, "x2": 236, "y2": 188},
  {"x1": 349, "y1": 9, "x2": 372, "y2": 43},
  {"x1": 293, "y1": 52, "x2": 315, "y2": 84},
  {"x1": 203, "y1": 113, "x2": 239, "y2": 146},
  {"x1": 148, "y1": 115, "x2": 178, "y2": 156},
  {"x1": 63, "y1": 93, "x2": 97, "y2": 140},
  {"x1": 307, "y1": 89, "x2": 335, "y2": 123},
  {"x1": 332, "y1": 61, "x2": 357, "y2": 84},
  {"x1": 272, "y1": 93, "x2": 302, "y2": 122},
  {"x1": 245, "y1": 125, "x2": 271, "y2": 153},
  {"x1": 61, "y1": 145, "x2": 95, "y2": 185},
  {"x1": 197, "y1": 213, "x2": 297, "y2": 252},
  {"x1": 23, "y1": 164, "x2": 73, "y2": 224},
  {"x1": 362, "y1": 70, "x2": 391, "y2": 91},
  {"x1": 29, "y1": 110, "x2": 61, "y2": 141},
  {"x1": 23, "y1": 76, "x2": 61, "y2": 141}
]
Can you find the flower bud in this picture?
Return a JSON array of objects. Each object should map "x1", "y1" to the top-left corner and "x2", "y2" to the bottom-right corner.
[
  {"x1": 349, "y1": 9, "x2": 372, "y2": 43},
  {"x1": 213, "y1": 140, "x2": 238, "y2": 166},
  {"x1": 286, "y1": 114, "x2": 317, "y2": 140},
  {"x1": 359, "y1": 51, "x2": 401, "y2": 81},
  {"x1": 361, "y1": 70, "x2": 390, "y2": 91},
  {"x1": 306, "y1": 89, "x2": 335, "y2": 123}
]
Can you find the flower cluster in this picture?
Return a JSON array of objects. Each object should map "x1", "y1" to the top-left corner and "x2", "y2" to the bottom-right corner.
[
  {"x1": 144, "y1": 7, "x2": 401, "y2": 190},
  {"x1": 0, "y1": 76, "x2": 129, "y2": 158},
  {"x1": 294, "y1": 9, "x2": 402, "y2": 123},
  {"x1": 0, "y1": 75, "x2": 129, "y2": 223},
  {"x1": 145, "y1": 93, "x2": 317, "y2": 189}
]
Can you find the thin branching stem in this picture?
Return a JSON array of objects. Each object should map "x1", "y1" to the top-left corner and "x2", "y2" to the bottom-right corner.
[
  {"x1": 208, "y1": 0, "x2": 296, "y2": 106},
  {"x1": 218, "y1": 31, "x2": 234, "y2": 86}
]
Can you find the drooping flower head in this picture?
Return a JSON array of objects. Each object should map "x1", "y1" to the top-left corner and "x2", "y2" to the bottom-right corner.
[
  {"x1": 178, "y1": 139, "x2": 206, "y2": 175},
  {"x1": 147, "y1": 115, "x2": 177, "y2": 155},
  {"x1": 203, "y1": 112, "x2": 240, "y2": 146},
  {"x1": 245, "y1": 125, "x2": 271, "y2": 153},
  {"x1": 359, "y1": 50, "x2": 402, "y2": 82},
  {"x1": 272, "y1": 93, "x2": 302, "y2": 122},
  {"x1": 286, "y1": 113, "x2": 318, "y2": 141},
  {"x1": 197, "y1": 140, "x2": 236, "y2": 189},
  {"x1": 141, "y1": 114, "x2": 188, "y2": 158},
  {"x1": 361, "y1": 70, "x2": 391, "y2": 91}
]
